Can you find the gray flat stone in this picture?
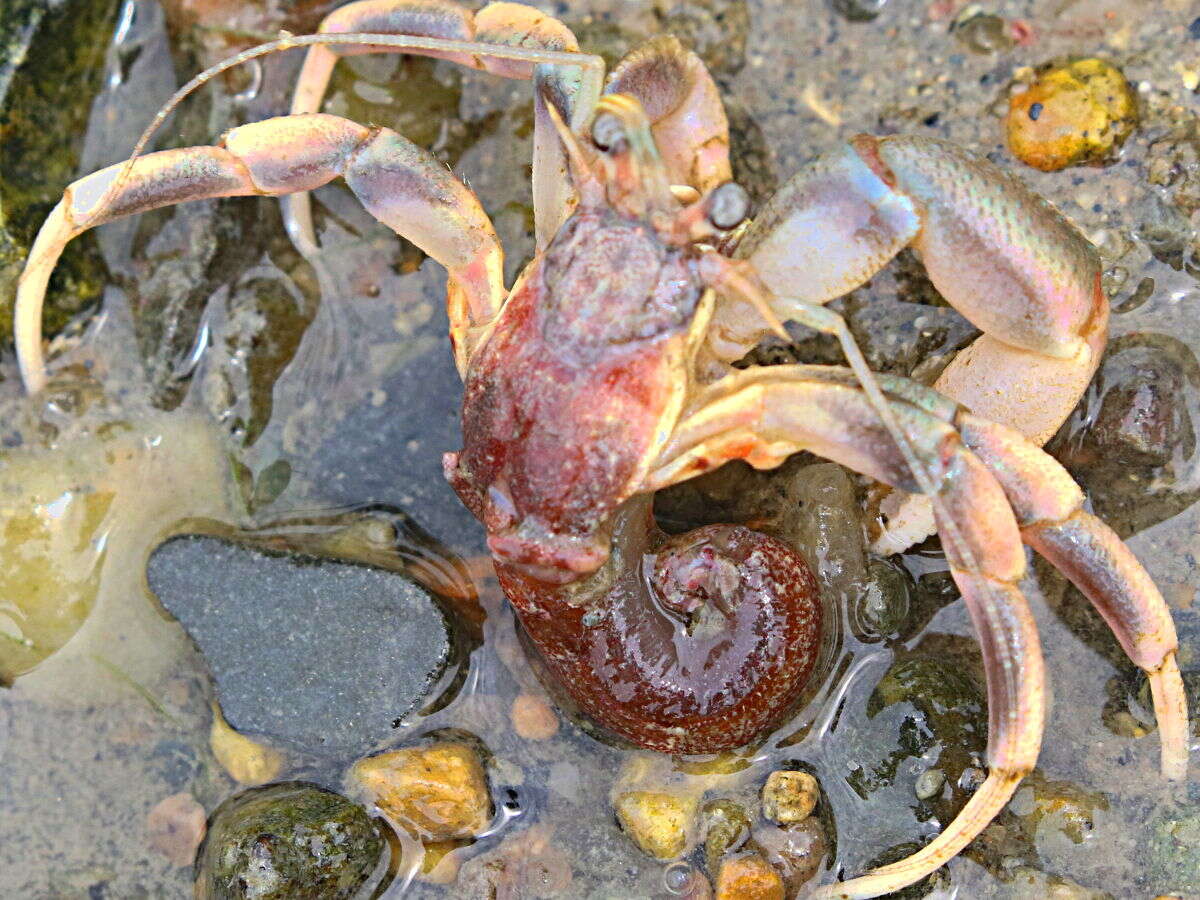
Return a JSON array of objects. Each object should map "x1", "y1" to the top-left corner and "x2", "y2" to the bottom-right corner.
[{"x1": 146, "y1": 535, "x2": 451, "y2": 756}]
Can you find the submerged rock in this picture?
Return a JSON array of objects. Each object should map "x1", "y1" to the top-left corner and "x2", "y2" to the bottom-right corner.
[
  {"x1": 146, "y1": 535, "x2": 452, "y2": 756},
  {"x1": 349, "y1": 741, "x2": 492, "y2": 841},
  {"x1": 701, "y1": 799, "x2": 752, "y2": 875},
  {"x1": 714, "y1": 852, "x2": 785, "y2": 900},
  {"x1": 0, "y1": 0, "x2": 117, "y2": 346},
  {"x1": 196, "y1": 782, "x2": 385, "y2": 900},
  {"x1": 760, "y1": 770, "x2": 819, "y2": 825}
]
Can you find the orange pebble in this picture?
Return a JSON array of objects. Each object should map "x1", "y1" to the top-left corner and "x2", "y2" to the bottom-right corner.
[{"x1": 511, "y1": 693, "x2": 560, "y2": 740}]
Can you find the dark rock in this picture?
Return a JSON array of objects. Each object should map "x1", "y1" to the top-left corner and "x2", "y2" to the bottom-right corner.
[
  {"x1": 196, "y1": 782, "x2": 386, "y2": 900},
  {"x1": 1090, "y1": 342, "x2": 1191, "y2": 466},
  {"x1": 304, "y1": 299, "x2": 483, "y2": 552},
  {"x1": 845, "y1": 654, "x2": 986, "y2": 813},
  {"x1": 1051, "y1": 334, "x2": 1200, "y2": 537},
  {"x1": 146, "y1": 535, "x2": 452, "y2": 756}
]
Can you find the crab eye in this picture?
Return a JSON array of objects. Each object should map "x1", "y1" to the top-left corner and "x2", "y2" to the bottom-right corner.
[
  {"x1": 591, "y1": 112, "x2": 624, "y2": 151},
  {"x1": 707, "y1": 182, "x2": 751, "y2": 230}
]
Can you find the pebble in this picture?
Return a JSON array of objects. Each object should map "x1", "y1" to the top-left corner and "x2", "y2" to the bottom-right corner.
[
  {"x1": 702, "y1": 800, "x2": 752, "y2": 875},
  {"x1": 510, "y1": 693, "x2": 559, "y2": 741},
  {"x1": 615, "y1": 790, "x2": 700, "y2": 860},
  {"x1": 1007, "y1": 59, "x2": 1138, "y2": 171},
  {"x1": 714, "y1": 852, "x2": 785, "y2": 900},
  {"x1": 145, "y1": 792, "x2": 206, "y2": 868},
  {"x1": 350, "y1": 741, "x2": 492, "y2": 841},
  {"x1": 209, "y1": 706, "x2": 284, "y2": 786},
  {"x1": 830, "y1": 0, "x2": 888, "y2": 23},
  {"x1": 761, "y1": 770, "x2": 819, "y2": 825},
  {"x1": 752, "y1": 820, "x2": 827, "y2": 892},
  {"x1": 914, "y1": 768, "x2": 945, "y2": 800},
  {"x1": 196, "y1": 782, "x2": 385, "y2": 900}
]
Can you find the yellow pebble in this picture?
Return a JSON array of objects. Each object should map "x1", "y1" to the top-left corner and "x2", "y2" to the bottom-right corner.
[
  {"x1": 761, "y1": 770, "x2": 819, "y2": 825},
  {"x1": 1006, "y1": 58, "x2": 1137, "y2": 172},
  {"x1": 350, "y1": 741, "x2": 492, "y2": 840},
  {"x1": 715, "y1": 853, "x2": 785, "y2": 900},
  {"x1": 510, "y1": 693, "x2": 559, "y2": 741},
  {"x1": 614, "y1": 790, "x2": 699, "y2": 859},
  {"x1": 209, "y1": 705, "x2": 285, "y2": 786}
]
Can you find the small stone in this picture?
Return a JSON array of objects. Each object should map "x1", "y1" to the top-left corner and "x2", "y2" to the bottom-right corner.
[
  {"x1": 196, "y1": 782, "x2": 385, "y2": 900},
  {"x1": 615, "y1": 790, "x2": 700, "y2": 860},
  {"x1": 714, "y1": 852, "x2": 785, "y2": 900},
  {"x1": 350, "y1": 741, "x2": 492, "y2": 841},
  {"x1": 752, "y1": 820, "x2": 826, "y2": 893},
  {"x1": 761, "y1": 770, "x2": 819, "y2": 825},
  {"x1": 701, "y1": 800, "x2": 752, "y2": 875},
  {"x1": 830, "y1": 0, "x2": 888, "y2": 23},
  {"x1": 209, "y1": 706, "x2": 285, "y2": 786},
  {"x1": 1007, "y1": 59, "x2": 1138, "y2": 171},
  {"x1": 146, "y1": 792, "x2": 206, "y2": 867},
  {"x1": 146, "y1": 535, "x2": 452, "y2": 755},
  {"x1": 456, "y1": 823, "x2": 574, "y2": 898},
  {"x1": 959, "y1": 766, "x2": 987, "y2": 793},
  {"x1": 853, "y1": 558, "x2": 914, "y2": 640},
  {"x1": 914, "y1": 768, "x2": 945, "y2": 800},
  {"x1": 951, "y1": 9, "x2": 1015, "y2": 54},
  {"x1": 1007, "y1": 865, "x2": 1108, "y2": 899},
  {"x1": 510, "y1": 693, "x2": 559, "y2": 741},
  {"x1": 1090, "y1": 344, "x2": 1188, "y2": 467}
]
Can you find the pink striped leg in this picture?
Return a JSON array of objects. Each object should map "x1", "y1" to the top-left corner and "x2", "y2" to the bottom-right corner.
[
  {"x1": 960, "y1": 413, "x2": 1189, "y2": 780},
  {"x1": 15, "y1": 113, "x2": 505, "y2": 393},
  {"x1": 285, "y1": 0, "x2": 598, "y2": 253}
]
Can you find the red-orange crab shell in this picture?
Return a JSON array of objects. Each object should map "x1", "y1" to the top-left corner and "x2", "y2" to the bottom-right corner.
[{"x1": 444, "y1": 203, "x2": 705, "y2": 585}]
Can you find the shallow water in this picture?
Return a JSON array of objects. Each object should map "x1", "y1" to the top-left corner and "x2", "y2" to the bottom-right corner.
[{"x1": 2, "y1": 0, "x2": 1199, "y2": 896}]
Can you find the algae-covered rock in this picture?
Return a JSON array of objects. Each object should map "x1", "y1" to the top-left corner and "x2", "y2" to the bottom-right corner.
[
  {"x1": 846, "y1": 654, "x2": 985, "y2": 806},
  {"x1": 196, "y1": 782, "x2": 385, "y2": 900},
  {"x1": 701, "y1": 799, "x2": 752, "y2": 875},
  {"x1": 0, "y1": 0, "x2": 119, "y2": 345}
]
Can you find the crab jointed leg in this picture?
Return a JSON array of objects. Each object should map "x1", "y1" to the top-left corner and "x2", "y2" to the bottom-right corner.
[
  {"x1": 284, "y1": 0, "x2": 602, "y2": 253},
  {"x1": 649, "y1": 364, "x2": 1187, "y2": 897},
  {"x1": 14, "y1": 113, "x2": 504, "y2": 393},
  {"x1": 720, "y1": 134, "x2": 1106, "y2": 552}
]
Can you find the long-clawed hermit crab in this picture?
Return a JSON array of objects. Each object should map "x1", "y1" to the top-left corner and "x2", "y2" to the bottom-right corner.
[{"x1": 11, "y1": 1, "x2": 1190, "y2": 896}]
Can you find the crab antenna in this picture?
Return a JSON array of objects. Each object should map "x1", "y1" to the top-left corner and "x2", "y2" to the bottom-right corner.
[
  {"x1": 593, "y1": 94, "x2": 674, "y2": 211},
  {"x1": 541, "y1": 91, "x2": 604, "y2": 205}
]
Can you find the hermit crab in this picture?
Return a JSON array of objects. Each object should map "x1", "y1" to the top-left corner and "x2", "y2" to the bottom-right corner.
[{"x1": 11, "y1": 1, "x2": 1190, "y2": 896}]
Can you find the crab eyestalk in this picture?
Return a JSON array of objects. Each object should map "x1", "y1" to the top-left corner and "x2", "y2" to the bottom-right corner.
[{"x1": 494, "y1": 498, "x2": 823, "y2": 753}]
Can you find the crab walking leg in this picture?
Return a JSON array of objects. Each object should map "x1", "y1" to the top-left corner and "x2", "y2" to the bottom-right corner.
[
  {"x1": 14, "y1": 113, "x2": 504, "y2": 394},
  {"x1": 285, "y1": 0, "x2": 600, "y2": 253},
  {"x1": 604, "y1": 36, "x2": 731, "y2": 194},
  {"x1": 727, "y1": 135, "x2": 1104, "y2": 550},
  {"x1": 959, "y1": 412, "x2": 1189, "y2": 779},
  {"x1": 647, "y1": 365, "x2": 1043, "y2": 899},
  {"x1": 769, "y1": 366, "x2": 1188, "y2": 779}
]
